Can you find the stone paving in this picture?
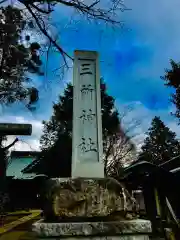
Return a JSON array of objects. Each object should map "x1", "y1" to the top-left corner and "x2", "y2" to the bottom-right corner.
[{"x1": 0, "y1": 210, "x2": 41, "y2": 239}]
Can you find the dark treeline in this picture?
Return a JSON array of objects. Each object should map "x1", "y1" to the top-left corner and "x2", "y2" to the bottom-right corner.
[{"x1": 5, "y1": 176, "x2": 47, "y2": 211}]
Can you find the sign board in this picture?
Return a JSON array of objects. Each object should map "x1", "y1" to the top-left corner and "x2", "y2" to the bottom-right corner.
[{"x1": 0, "y1": 123, "x2": 32, "y2": 135}]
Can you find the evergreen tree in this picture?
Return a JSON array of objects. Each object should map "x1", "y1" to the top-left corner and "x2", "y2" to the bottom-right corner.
[
  {"x1": 162, "y1": 59, "x2": 180, "y2": 120},
  {"x1": 35, "y1": 82, "x2": 121, "y2": 177},
  {"x1": 139, "y1": 116, "x2": 180, "y2": 165},
  {"x1": 0, "y1": 6, "x2": 42, "y2": 107}
]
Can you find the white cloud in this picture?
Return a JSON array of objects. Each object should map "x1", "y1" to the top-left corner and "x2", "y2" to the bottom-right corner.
[
  {"x1": 168, "y1": 122, "x2": 180, "y2": 138},
  {"x1": 119, "y1": 101, "x2": 180, "y2": 151},
  {"x1": 0, "y1": 115, "x2": 43, "y2": 152},
  {"x1": 11, "y1": 138, "x2": 40, "y2": 151}
]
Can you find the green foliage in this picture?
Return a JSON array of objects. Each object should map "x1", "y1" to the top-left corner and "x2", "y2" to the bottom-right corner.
[
  {"x1": 0, "y1": 5, "x2": 42, "y2": 106},
  {"x1": 36, "y1": 82, "x2": 120, "y2": 177},
  {"x1": 139, "y1": 116, "x2": 180, "y2": 165},
  {"x1": 162, "y1": 59, "x2": 180, "y2": 120},
  {"x1": 162, "y1": 60, "x2": 180, "y2": 88}
]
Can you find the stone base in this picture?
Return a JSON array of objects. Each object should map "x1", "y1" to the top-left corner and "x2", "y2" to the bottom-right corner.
[
  {"x1": 32, "y1": 219, "x2": 151, "y2": 239},
  {"x1": 31, "y1": 236, "x2": 149, "y2": 240}
]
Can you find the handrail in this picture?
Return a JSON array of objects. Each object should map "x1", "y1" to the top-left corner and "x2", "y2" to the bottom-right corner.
[{"x1": 165, "y1": 197, "x2": 179, "y2": 227}]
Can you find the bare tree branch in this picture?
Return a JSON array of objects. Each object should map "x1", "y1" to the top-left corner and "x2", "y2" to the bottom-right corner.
[
  {"x1": 30, "y1": 3, "x2": 53, "y2": 14},
  {"x1": 17, "y1": 0, "x2": 128, "y2": 65},
  {"x1": 88, "y1": 0, "x2": 100, "y2": 9},
  {"x1": 4, "y1": 138, "x2": 18, "y2": 151},
  {"x1": 103, "y1": 106, "x2": 141, "y2": 178},
  {"x1": 22, "y1": 3, "x2": 73, "y2": 66},
  {"x1": 0, "y1": 0, "x2": 7, "y2": 4}
]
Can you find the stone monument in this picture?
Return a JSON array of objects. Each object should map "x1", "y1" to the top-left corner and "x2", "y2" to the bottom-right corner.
[
  {"x1": 72, "y1": 50, "x2": 104, "y2": 178},
  {"x1": 31, "y1": 50, "x2": 152, "y2": 240}
]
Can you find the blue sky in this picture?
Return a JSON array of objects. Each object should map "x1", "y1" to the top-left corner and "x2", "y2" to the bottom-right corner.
[{"x1": 4, "y1": 0, "x2": 180, "y2": 176}]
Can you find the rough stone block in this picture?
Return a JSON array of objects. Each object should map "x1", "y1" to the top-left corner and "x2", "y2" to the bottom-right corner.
[{"x1": 43, "y1": 177, "x2": 136, "y2": 220}]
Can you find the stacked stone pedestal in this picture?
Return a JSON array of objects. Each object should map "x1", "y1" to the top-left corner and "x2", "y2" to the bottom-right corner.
[
  {"x1": 32, "y1": 219, "x2": 151, "y2": 240},
  {"x1": 32, "y1": 178, "x2": 152, "y2": 239}
]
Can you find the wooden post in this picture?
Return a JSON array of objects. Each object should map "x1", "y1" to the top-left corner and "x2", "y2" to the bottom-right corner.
[
  {"x1": 0, "y1": 123, "x2": 32, "y2": 214},
  {"x1": 143, "y1": 180, "x2": 158, "y2": 235}
]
